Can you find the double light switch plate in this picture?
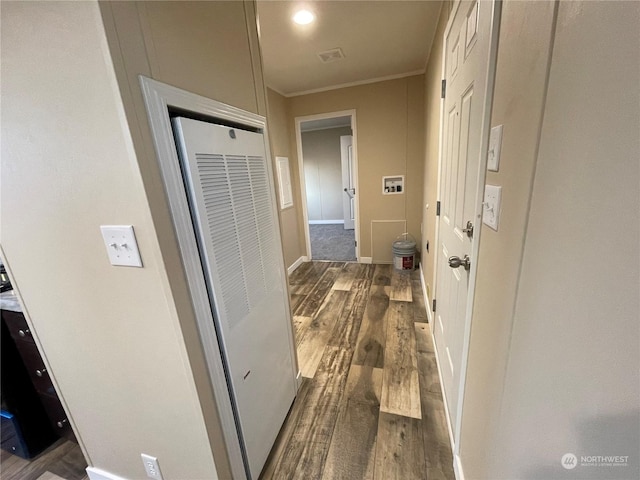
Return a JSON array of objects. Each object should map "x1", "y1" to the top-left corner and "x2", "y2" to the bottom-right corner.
[
  {"x1": 483, "y1": 185, "x2": 502, "y2": 231},
  {"x1": 100, "y1": 225, "x2": 143, "y2": 267}
]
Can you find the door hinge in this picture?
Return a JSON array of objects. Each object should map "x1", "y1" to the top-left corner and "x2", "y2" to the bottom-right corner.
[
  {"x1": 436, "y1": 201, "x2": 441, "y2": 216},
  {"x1": 441, "y1": 79, "x2": 446, "y2": 99},
  {"x1": 354, "y1": 240, "x2": 357, "y2": 247},
  {"x1": 432, "y1": 299, "x2": 437, "y2": 312}
]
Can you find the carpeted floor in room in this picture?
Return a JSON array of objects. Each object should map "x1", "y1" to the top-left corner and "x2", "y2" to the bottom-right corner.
[{"x1": 309, "y1": 224, "x2": 356, "y2": 261}]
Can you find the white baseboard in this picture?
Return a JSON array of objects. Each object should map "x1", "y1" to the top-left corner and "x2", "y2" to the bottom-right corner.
[
  {"x1": 422, "y1": 269, "x2": 458, "y2": 479},
  {"x1": 429, "y1": 327, "x2": 456, "y2": 453},
  {"x1": 296, "y1": 370, "x2": 303, "y2": 390},
  {"x1": 86, "y1": 467, "x2": 128, "y2": 480},
  {"x1": 308, "y1": 219, "x2": 344, "y2": 225},
  {"x1": 359, "y1": 256, "x2": 373, "y2": 264},
  {"x1": 454, "y1": 453, "x2": 465, "y2": 480},
  {"x1": 287, "y1": 256, "x2": 307, "y2": 275},
  {"x1": 419, "y1": 265, "x2": 433, "y2": 324}
]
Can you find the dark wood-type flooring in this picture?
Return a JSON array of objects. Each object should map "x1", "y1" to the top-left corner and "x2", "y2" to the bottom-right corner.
[
  {"x1": 0, "y1": 439, "x2": 88, "y2": 480},
  {"x1": 1, "y1": 262, "x2": 452, "y2": 480},
  {"x1": 261, "y1": 261, "x2": 454, "y2": 480}
]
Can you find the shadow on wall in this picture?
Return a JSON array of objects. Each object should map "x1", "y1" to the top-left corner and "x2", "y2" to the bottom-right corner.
[{"x1": 525, "y1": 410, "x2": 640, "y2": 480}]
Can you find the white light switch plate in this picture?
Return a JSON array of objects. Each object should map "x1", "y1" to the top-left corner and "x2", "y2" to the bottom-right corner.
[
  {"x1": 100, "y1": 225, "x2": 143, "y2": 267},
  {"x1": 483, "y1": 185, "x2": 502, "y2": 231},
  {"x1": 487, "y1": 124, "x2": 503, "y2": 171}
]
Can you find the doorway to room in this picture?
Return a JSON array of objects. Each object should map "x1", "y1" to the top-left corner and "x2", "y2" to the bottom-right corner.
[{"x1": 295, "y1": 111, "x2": 359, "y2": 262}]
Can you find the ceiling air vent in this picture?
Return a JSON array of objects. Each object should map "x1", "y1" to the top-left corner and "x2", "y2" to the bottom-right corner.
[{"x1": 317, "y1": 48, "x2": 345, "y2": 63}]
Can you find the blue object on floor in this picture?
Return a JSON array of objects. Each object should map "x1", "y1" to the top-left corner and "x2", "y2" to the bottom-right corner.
[{"x1": 1, "y1": 409, "x2": 30, "y2": 458}]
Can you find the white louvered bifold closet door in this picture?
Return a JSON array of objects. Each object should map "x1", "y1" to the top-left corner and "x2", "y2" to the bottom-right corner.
[{"x1": 172, "y1": 117, "x2": 296, "y2": 479}]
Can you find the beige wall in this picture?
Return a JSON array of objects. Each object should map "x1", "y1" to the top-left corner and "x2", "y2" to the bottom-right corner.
[
  {"x1": 1, "y1": 1, "x2": 268, "y2": 478},
  {"x1": 301, "y1": 127, "x2": 353, "y2": 222},
  {"x1": 489, "y1": 1, "x2": 639, "y2": 477},
  {"x1": 420, "y1": 3, "x2": 448, "y2": 302},
  {"x1": 288, "y1": 76, "x2": 425, "y2": 261},
  {"x1": 0, "y1": 1, "x2": 218, "y2": 478},
  {"x1": 134, "y1": 1, "x2": 264, "y2": 115},
  {"x1": 405, "y1": 71, "x2": 427, "y2": 266},
  {"x1": 266, "y1": 88, "x2": 305, "y2": 268}
]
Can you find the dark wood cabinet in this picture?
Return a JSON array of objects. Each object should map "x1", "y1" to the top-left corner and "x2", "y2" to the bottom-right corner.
[{"x1": 1, "y1": 309, "x2": 75, "y2": 458}]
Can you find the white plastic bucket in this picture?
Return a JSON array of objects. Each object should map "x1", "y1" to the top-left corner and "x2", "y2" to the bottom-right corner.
[{"x1": 392, "y1": 233, "x2": 416, "y2": 270}]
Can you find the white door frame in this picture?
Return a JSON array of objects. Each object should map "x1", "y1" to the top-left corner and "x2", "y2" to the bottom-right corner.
[
  {"x1": 429, "y1": 0, "x2": 502, "y2": 473},
  {"x1": 340, "y1": 135, "x2": 355, "y2": 230},
  {"x1": 294, "y1": 110, "x2": 360, "y2": 261},
  {"x1": 139, "y1": 76, "x2": 297, "y2": 480}
]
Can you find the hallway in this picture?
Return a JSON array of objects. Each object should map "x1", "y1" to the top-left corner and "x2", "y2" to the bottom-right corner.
[{"x1": 260, "y1": 262, "x2": 454, "y2": 479}]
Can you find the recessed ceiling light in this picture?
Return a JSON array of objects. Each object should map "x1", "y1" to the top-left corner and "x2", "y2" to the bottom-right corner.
[{"x1": 293, "y1": 9, "x2": 315, "y2": 25}]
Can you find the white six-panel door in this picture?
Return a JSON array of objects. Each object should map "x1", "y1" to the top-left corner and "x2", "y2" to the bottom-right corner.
[
  {"x1": 173, "y1": 117, "x2": 297, "y2": 479},
  {"x1": 434, "y1": 0, "x2": 493, "y2": 433}
]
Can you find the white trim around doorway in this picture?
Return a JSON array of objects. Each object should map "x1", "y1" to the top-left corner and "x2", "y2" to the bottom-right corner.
[
  {"x1": 139, "y1": 76, "x2": 298, "y2": 480},
  {"x1": 294, "y1": 110, "x2": 360, "y2": 262}
]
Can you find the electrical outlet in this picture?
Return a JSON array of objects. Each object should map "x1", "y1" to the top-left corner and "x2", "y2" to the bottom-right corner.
[{"x1": 141, "y1": 454, "x2": 163, "y2": 480}]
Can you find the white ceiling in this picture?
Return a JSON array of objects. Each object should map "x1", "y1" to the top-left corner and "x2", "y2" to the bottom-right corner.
[{"x1": 257, "y1": 1, "x2": 443, "y2": 96}]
